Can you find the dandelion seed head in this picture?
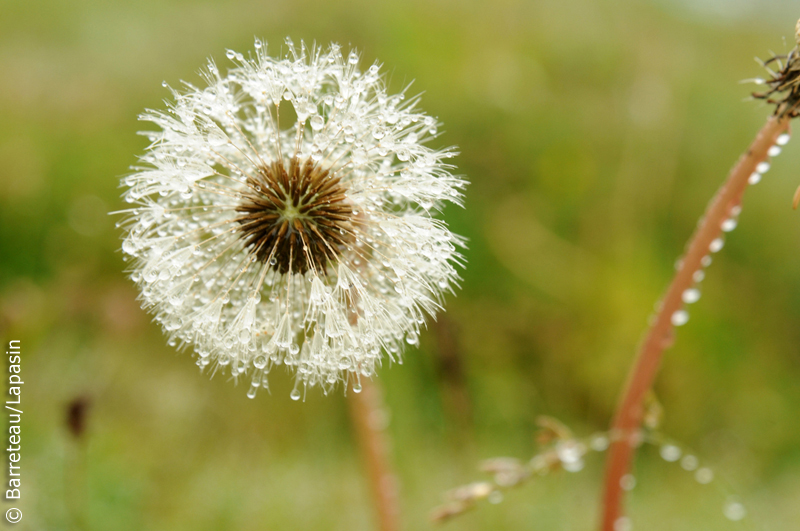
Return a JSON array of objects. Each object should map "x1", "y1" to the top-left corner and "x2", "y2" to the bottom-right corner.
[{"x1": 119, "y1": 40, "x2": 466, "y2": 396}]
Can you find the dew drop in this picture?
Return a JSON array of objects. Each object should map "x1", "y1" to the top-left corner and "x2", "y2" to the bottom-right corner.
[
  {"x1": 671, "y1": 310, "x2": 689, "y2": 326},
  {"x1": 695, "y1": 467, "x2": 714, "y2": 484},
  {"x1": 682, "y1": 288, "x2": 700, "y2": 304},
  {"x1": 557, "y1": 442, "x2": 583, "y2": 464},
  {"x1": 777, "y1": 133, "x2": 790, "y2": 146},
  {"x1": 226, "y1": 50, "x2": 236, "y2": 59},
  {"x1": 208, "y1": 132, "x2": 228, "y2": 147},
  {"x1": 620, "y1": 474, "x2": 636, "y2": 491},
  {"x1": 721, "y1": 218, "x2": 737, "y2": 232},
  {"x1": 768, "y1": 145, "x2": 781, "y2": 157},
  {"x1": 563, "y1": 459, "x2": 585, "y2": 472},
  {"x1": 659, "y1": 444, "x2": 681, "y2": 462},
  {"x1": 613, "y1": 516, "x2": 632, "y2": 531},
  {"x1": 290, "y1": 389, "x2": 301, "y2": 401},
  {"x1": 756, "y1": 161, "x2": 770, "y2": 173},
  {"x1": 352, "y1": 148, "x2": 368, "y2": 165},
  {"x1": 247, "y1": 386, "x2": 258, "y2": 399},
  {"x1": 693, "y1": 270, "x2": 705, "y2": 283},
  {"x1": 590, "y1": 434, "x2": 609, "y2": 452},
  {"x1": 748, "y1": 172, "x2": 761, "y2": 185},
  {"x1": 723, "y1": 500, "x2": 746, "y2": 521},
  {"x1": 680, "y1": 454, "x2": 698, "y2": 471},
  {"x1": 709, "y1": 238, "x2": 724, "y2": 253},
  {"x1": 701, "y1": 255, "x2": 712, "y2": 267},
  {"x1": 310, "y1": 115, "x2": 325, "y2": 131},
  {"x1": 352, "y1": 382, "x2": 362, "y2": 393}
]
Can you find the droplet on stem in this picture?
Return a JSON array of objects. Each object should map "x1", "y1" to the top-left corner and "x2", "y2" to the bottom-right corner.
[
  {"x1": 671, "y1": 310, "x2": 689, "y2": 326},
  {"x1": 695, "y1": 467, "x2": 714, "y2": 484},
  {"x1": 680, "y1": 454, "x2": 698, "y2": 471},
  {"x1": 620, "y1": 474, "x2": 636, "y2": 491},
  {"x1": 682, "y1": 288, "x2": 700, "y2": 304},
  {"x1": 721, "y1": 218, "x2": 737, "y2": 232},
  {"x1": 613, "y1": 516, "x2": 632, "y2": 531}
]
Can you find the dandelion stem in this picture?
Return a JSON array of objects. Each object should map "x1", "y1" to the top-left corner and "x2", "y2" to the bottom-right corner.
[
  {"x1": 599, "y1": 115, "x2": 790, "y2": 531},
  {"x1": 348, "y1": 378, "x2": 400, "y2": 531}
]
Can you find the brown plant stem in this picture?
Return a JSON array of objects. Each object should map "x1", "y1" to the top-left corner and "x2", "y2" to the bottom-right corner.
[
  {"x1": 599, "y1": 115, "x2": 790, "y2": 531},
  {"x1": 349, "y1": 378, "x2": 400, "y2": 531}
]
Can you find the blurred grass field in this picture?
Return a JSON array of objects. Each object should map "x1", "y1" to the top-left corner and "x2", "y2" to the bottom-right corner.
[{"x1": 2, "y1": 0, "x2": 800, "y2": 529}]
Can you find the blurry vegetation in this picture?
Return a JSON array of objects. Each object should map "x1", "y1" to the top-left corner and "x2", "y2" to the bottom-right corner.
[{"x1": 2, "y1": 0, "x2": 800, "y2": 529}]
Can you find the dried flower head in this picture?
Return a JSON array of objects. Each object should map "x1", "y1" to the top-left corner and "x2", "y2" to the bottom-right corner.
[
  {"x1": 118, "y1": 39, "x2": 466, "y2": 398},
  {"x1": 752, "y1": 20, "x2": 800, "y2": 118}
]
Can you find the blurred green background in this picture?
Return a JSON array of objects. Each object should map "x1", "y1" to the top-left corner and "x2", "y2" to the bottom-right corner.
[{"x1": 2, "y1": 0, "x2": 800, "y2": 529}]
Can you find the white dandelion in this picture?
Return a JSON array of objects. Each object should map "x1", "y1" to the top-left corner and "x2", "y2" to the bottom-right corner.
[{"x1": 117, "y1": 39, "x2": 466, "y2": 398}]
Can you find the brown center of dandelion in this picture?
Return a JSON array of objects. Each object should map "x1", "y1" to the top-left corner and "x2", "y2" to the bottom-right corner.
[{"x1": 236, "y1": 157, "x2": 353, "y2": 275}]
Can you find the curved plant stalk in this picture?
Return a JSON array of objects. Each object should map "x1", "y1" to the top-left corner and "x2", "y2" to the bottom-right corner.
[
  {"x1": 432, "y1": 19, "x2": 800, "y2": 530},
  {"x1": 599, "y1": 115, "x2": 790, "y2": 530},
  {"x1": 349, "y1": 378, "x2": 400, "y2": 531},
  {"x1": 601, "y1": 19, "x2": 800, "y2": 528}
]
